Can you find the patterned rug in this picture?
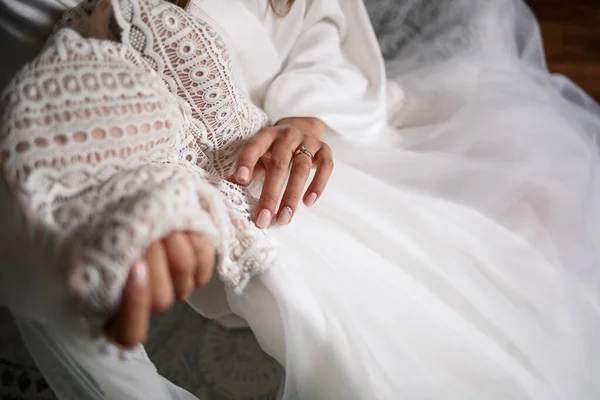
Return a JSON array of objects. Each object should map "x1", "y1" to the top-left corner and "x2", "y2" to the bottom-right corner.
[
  {"x1": 0, "y1": 304, "x2": 283, "y2": 400},
  {"x1": 1, "y1": 308, "x2": 56, "y2": 400}
]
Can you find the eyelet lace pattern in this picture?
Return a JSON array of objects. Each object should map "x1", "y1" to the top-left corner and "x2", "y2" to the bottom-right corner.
[{"x1": 1, "y1": 0, "x2": 277, "y2": 327}]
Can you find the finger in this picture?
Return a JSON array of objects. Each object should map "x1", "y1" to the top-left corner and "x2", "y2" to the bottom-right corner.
[
  {"x1": 233, "y1": 128, "x2": 278, "y2": 185},
  {"x1": 164, "y1": 232, "x2": 196, "y2": 301},
  {"x1": 187, "y1": 233, "x2": 216, "y2": 287},
  {"x1": 256, "y1": 128, "x2": 303, "y2": 228},
  {"x1": 106, "y1": 260, "x2": 151, "y2": 348},
  {"x1": 277, "y1": 142, "x2": 318, "y2": 226},
  {"x1": 249, "y1": 159, "x2": 267, "y2": 183},
  {"x1": 146, "y1": 240, "x2": 175, "y2": 313},
  {"x1": 304, "y1": 144, "x2": 334, "y2": 207},
  {"x1": 227, "y1": 159, "x2": 266, "y2": 186}
]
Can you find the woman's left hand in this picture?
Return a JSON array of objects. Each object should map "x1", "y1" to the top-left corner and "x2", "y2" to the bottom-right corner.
[{"x1": 230, "y1": 117, "x2": 334, "y2": 228}]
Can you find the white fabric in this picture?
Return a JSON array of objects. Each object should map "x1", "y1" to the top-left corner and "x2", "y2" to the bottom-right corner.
[
  {"x1": 186, "y1": 0, "x2": 388, "y2": 142},
  {"x1": 0, "y1": 0, "x2": 599, "y2": 399},
  {"x1": 1, "y1": 0, "x2": 279, "y2": 328}
]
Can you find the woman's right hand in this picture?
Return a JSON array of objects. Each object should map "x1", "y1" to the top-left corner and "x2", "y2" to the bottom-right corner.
[{"x1": 105, "y1": 232, "x2": 216, "y2": 348}]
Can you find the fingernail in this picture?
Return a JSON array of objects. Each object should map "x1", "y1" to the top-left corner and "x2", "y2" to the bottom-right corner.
[
  {"x1": 305, "y1": 193, "x2": 318, "y2": 207},
  {"x1": 277, "y1": 206, "x2": 293, "y2": 226},
  {"x1": 132, "y1": 260, "x2": 148, "y2": 288},
  {"x1": 256, "y1": 209, "x2": 272, "y2": 229},
  {"x1": 236, "y1": 166, "x2": 250, "y2": 182}
]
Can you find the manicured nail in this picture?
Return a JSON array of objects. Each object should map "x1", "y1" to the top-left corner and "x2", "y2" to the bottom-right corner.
[
  {"x1": 277, "y1": 206, "x2": 293, "y2": 226},
  {"x1": 256, "y1": 209, "x2": 272, "y2": 229},
  {"x1": 236, "y1": 166, "x2": 250, "y2": 182},
  {"x1": 132, "y1": 260, "x2": 148, "y2": 288},
  {"x1": 305, "y1": 193, "x2": 318, "y2": 207}
]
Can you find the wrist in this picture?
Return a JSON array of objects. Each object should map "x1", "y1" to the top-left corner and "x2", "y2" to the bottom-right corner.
[{"x1": 275, "y1": 117, "x2": 326, "y2": 141}]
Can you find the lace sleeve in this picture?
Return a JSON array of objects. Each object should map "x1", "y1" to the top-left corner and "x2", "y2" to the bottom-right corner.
[
  {"x1": 0, "y1": 0, "x2": 278, "y2": 328},
  {"x1": 0, "y1": 28, "x2": 231, "y2": 328},
  {"x1": 107, "y1": 0, "x2": 278, "y2": 291}
]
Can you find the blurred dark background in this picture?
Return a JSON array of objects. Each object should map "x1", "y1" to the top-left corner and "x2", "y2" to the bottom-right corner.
[{"x1": 527, "y1": 0, "x2": 600, "y2": 100}]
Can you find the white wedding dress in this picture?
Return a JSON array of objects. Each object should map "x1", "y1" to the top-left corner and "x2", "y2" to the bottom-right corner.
[{"x1": 0, "y1": 0, "x2": 599, "y2": 399}]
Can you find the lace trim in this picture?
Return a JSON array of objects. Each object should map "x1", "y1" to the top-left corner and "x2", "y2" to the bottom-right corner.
[{"x1": 1, "y1": 0, "x2": 277, "y2": 326}]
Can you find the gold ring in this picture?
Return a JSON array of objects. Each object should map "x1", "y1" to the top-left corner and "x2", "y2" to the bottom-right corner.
[{"x1": 294, "y1": 145, "x2": 314, "y2": 162}]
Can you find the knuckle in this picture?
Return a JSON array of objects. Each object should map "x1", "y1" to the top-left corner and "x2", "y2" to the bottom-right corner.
[
  {"x1": 320, "y1": 142, "x2": 332, "y2": 153},
  {"x1": 170, "y1": 252, "x2": 196, "y2": 276},
  {"x1": 284, "y1": 194, "x2": 300, "y2": 206},
  {"x1": 254, "y1": 127, "x2": 271, "y2": 139},
  {"x1": 321, "y1": 158, "x2": 335, "y2": 170},
  {"x1": 239, "y1": 141, "x2": 261, "y2": 159},
  {"x1": 270, "y1": 157, "x2": 289, "y2": 171},
  {"x1": 147, "y1": 240, "x2": 163, "y2": 255},
  {"x1": 261, "y1": 193, "x2": 280, "y2": 205},
  {"x1": 244, "y1": 137, "x2": 262, "y2": 150},
  {"x1": 170, "y1": 259, "x2": 193, "y2": 276},
  {"x1": 128, "y1": 291, "x2": 148, "y2": 307},
  {"x1": 191, "y1": 235, "x2": 214, "y2": 255},
  {"x1": 294, "y1": 159, "x2": 312, "y2": 173},
  {"x1": 237, "y1": 154, "x2": 255, "y2": 167},
  {"x1": 282, "y1": 126, "x2": 299, "y2": 138}
]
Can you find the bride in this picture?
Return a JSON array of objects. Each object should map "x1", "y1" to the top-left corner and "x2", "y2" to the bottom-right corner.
[{"x1": 0, "y1": 0, "x2": 599, "y2": 399}]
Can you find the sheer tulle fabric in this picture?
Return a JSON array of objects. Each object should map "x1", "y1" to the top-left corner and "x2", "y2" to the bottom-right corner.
[
  {"x1": 249, "y1": 2, "x2": 599, "y2": 398},
  {"x1": 0, "y1": 0, "x2": 599, "y2": 399}
]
